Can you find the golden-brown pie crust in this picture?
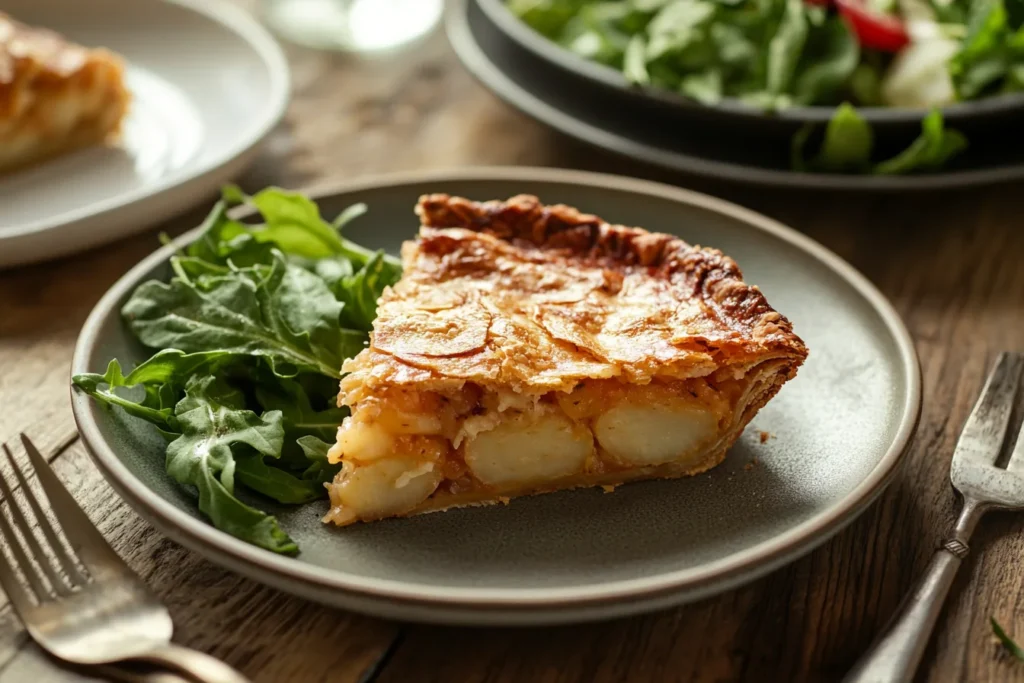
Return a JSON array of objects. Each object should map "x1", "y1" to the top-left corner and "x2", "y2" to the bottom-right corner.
[
  {"x1": 328, "y1": 195, "x2": 808, "y2": 526},
  {"x1": 341, "y1": 194, "x2": 806, "y2": 398}
]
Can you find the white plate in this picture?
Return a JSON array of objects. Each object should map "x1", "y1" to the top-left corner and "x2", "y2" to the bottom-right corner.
[{"x1": 0, "y1": 0, "x2": 289, "y2": 268}]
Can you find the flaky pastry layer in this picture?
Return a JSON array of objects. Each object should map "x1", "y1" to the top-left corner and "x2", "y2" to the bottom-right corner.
[{"x1": 341, "y1": 194, "x2": 806, "y2": 398}]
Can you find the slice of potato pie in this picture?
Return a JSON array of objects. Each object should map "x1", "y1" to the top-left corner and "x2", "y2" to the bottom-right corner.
[
  {"x1": 325, "y1": 194, "x2": 807, "y2": 526},
  {"x1": 0, "y1": 13, "x2": 130, "y2": 173}
]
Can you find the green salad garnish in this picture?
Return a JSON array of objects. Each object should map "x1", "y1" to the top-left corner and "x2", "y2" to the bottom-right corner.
[
  {"x1": 73, "y1": 187, "x2": 401, "y2": 555},
  {"x1": 992, "y1": 617, "x2": 1024, "y2": 661},
  {"x1": 508, "y1": 0, "x2": 1024, "y2": 173}
]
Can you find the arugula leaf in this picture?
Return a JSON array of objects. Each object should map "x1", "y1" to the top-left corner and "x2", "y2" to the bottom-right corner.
[
  {"x1": 183, "y1": 190, "x2": 254, "y2": 265},
  {"x1": 874, "y1": 109, "x2": 968, "y2": 174},
  {"x1": 335, "y1": 252, "x2": 403, "y2": 332},
  {"x1": 645, "y1": 0, "x2": 717, "y2": 70},
  {"x1": 248, "y1": 188, "x2": 354, "y2": 260},
  {"x1": 792, "y1": 102, "x2": 873, "y2": 172},
  {"x1": 235, "y1": 434, "x2": 339, "y2": 503},
  {"x1": 255, "y1": 376, "x2": 348, "y2": 442},
  {"x1": 296, "y1": 435, "x2": 341, "y2": 486},
  {"x1": 680, "y1": 68, "x2": 724, "y2": 102},
  {"x1": 186, "y1": 187, "x2": 399, "y2": 276},
  {"x1": 817, "y1": 103, "x2": 874, "y2": 171},
  {"x1": 72, "y1": 350, "x2": 237, "y2": 432},
  {"x1": 234, "y1": 453, "x2": 326, "y2": 504},
  {"x1": 992, "y1": 617, "x2": 1024, "y2": 660},
  {"x1": 73, "y1": 359, "x2": 178, "y2": 431},
  {"x1": 766, "y1": 0, "x2": 808, "y2": 104},
  {"x1": 123, "y1": 253, "x2": 352, "y2": 378},
  {"x1": 648, "y1": 0, "x2": 716, "y2": 42},
  {"x1": 709, "y1": 22, "x2": 757, "y2": 70},
  {"x1": 849, "y1": 62, "x2": 884, "y2": 106},
  {"x1": 792, "y1": 18, "x2": 859, "y2": 105},
  {"x1": 792, "y1": 105, "x2": 968, "y2": 175},
  {"x1": 949, "y1": 0, "x2": 1024, "y2": 99},
  {"x1": 623, "y1": 34, "x2": 651, "y2": 84},
  {"x1": 165, "y1": 375, "x2": 296, "y2": 554},
  {"x1": 507, "y1": 0, "x2": 582, "y2": 37},
  {"x1": 563, "y1": 17, "x2": 628, "y2": 65},
  {"x1": 331, "y1": 202, "x2": 368, "y2": 229},
  {"x1": 265, "y1": 255, "x2": 368, "y2": 367},
  {"x1": 76, "y1": 186, "x2": 401, "y2": 555}
]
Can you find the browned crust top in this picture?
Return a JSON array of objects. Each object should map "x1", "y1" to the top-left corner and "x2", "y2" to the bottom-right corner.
[
  {"x1": 0, "y1": 13, "x2": 128, "y2": 123},
  {"x1": 414, "y1": 193, "x2": 807, "y2": 356},
  {"x1": 340, "y1": 194, "x2": 806, "y2": 397},
  {"x1": 0, "y1": 14, "x2": 90, "y2": 85}
]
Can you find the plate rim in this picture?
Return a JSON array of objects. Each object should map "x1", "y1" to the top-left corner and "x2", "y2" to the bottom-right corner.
[
  {"x1": 71, "y1": 166, "x2": 922, "y2": 615},
  {"x1": 449, "y1": 0, "x2": 1024, "y2": 191},
  {"x1": 0, "y1": 0, "x2": 290, "y2": 241}
]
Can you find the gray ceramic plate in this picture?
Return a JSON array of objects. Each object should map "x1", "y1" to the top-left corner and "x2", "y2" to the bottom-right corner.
[
  {"x1": 72, "y1": 168, "x2": 921, "y2": 626},
  {"x1": 449, "y1": 0, "x2": 1024, "y2": 191}
]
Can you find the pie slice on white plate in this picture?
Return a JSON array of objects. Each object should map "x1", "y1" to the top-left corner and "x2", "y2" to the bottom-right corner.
[
  {"x1": 325, "y1": 194, "x2": 808, "y2": 526},
  {"x1": 0, "y1": 13, "x2": 130, "y2": 174}
]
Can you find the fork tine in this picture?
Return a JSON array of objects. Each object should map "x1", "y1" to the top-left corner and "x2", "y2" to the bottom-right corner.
[
  {"x1": 0, "y1": 458, "x2": 51, "y2": 601},
  {"x1": 3, "y1": 445, "x2": 87, "y2": 589},
  {"x1": 19, "y1": 435, "x2": 124, "y2": 576},
  {"x1": 1006, "y1": 365, "x2": 1024, "y2": 475},
  {"x1": 1009, "y1": 434, "x2": 1024, "y2": 475},
  {"x1": 953, "y1": 353, "x2": 1024, "y2": 467},
  {"x1": 0, "y1": 445, "x2": 70, "y2": 596},
  {"x1": 0, "y1": 524, "x2": 36, "y2": 616}
]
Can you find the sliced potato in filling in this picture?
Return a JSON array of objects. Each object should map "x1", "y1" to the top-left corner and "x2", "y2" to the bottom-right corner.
[
  {"x1": 594, "y1": 402, "x2": 719, "y2": 467},
  {"x1": 463, "y1": 410, "x2": 594, "y2": 487}
]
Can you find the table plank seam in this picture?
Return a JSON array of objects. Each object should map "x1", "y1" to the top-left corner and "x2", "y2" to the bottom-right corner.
[{"x1": 356, "y1": 630, "x2": 405, "y2": 683}]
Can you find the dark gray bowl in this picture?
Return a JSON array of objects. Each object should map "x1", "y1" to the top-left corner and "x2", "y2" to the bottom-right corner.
[
  {"x1": 451, "y1": 0, "x2": 1024, "y2": 189},
  {"x1": 476, "y1": 0, "x2": 1024, "y2": 139}
]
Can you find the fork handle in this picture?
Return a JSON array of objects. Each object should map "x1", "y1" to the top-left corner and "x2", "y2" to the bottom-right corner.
[
  {"x1": 134, "y1": 644, "x2": 251, "y2": 683},
  {"x1": 843, "y1": 499, "x2": 985, "y2": 683}
]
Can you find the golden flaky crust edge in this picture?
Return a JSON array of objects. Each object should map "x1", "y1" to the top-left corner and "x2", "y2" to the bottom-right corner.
[{"x1": 415, "y1": 193, "x2": 808, "y2": 362}]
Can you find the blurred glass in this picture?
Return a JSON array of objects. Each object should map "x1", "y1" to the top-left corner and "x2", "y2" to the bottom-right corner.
[{"x1": 260, "y1": 0, "x2": 443, "y2": 52}]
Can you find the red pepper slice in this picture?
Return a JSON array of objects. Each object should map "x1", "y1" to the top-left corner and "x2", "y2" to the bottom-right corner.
[{"x1": 834, "y1": 0, "x2": 911, "y2": 52}]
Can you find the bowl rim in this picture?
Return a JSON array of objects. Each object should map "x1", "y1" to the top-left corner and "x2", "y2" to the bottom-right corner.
[
  {"x1": 475, "y1": 0, "x2": 1024, "y2": 126},
  {"x1": 71, "y1": 166, "x2": 922, "y2": 613}
]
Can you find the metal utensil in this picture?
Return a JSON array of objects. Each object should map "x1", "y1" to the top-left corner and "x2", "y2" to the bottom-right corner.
[
  {"x1": 845, "y1": 352, "x2": 1024, "y2": 683},
  {"x1": 0, "y1": 434, "x2": 250, "y2": 683}
]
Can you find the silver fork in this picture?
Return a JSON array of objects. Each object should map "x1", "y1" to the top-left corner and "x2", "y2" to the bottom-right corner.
[
  {"x1": 845, "y1": 352, "x2": 1024, "y2": 683},
  {"x1": 0, "y1": 434, "x2": 250, "y2": 683}
]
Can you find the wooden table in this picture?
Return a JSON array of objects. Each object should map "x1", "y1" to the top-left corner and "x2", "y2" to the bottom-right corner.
[{"x1": 2, "y1": 13, "x2": 1024, "y2": 683}]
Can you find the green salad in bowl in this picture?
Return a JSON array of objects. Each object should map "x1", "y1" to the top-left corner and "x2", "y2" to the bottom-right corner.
[{"x1": 500, "y1": 0, "x2": 1024, "y2": 173}]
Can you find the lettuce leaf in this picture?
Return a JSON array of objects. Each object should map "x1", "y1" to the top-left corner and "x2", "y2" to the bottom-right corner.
[
  {"x1": 992, "y1": 617, "x2": 1024, "y2": 660},
  {"x1": 123, "y1": 252, "x2": 358, "y2": 378},
  {"x1": 72, "y1": 187, "x2": 402, "y2": 555},
  {"x1": 165, "y1": 376, "x2": 296, "y2": 554},
  {"x1": 792, "y1": 104, "x2": 968, "y2": 174}
]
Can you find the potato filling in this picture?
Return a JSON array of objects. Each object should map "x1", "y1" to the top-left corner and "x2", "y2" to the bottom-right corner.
[{"x1": 325, "y1": 377, "x2": 735, "y2": 524}]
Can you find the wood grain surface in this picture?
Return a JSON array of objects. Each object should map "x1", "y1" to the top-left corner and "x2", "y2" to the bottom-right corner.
[{"x1": 1, "y1": 9, "x2": 1023, "y2": 683}]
